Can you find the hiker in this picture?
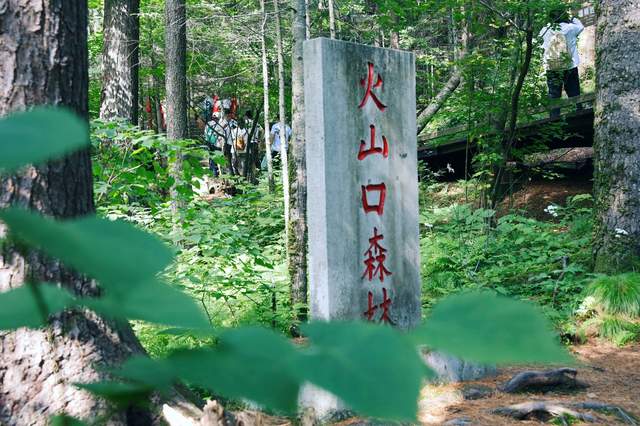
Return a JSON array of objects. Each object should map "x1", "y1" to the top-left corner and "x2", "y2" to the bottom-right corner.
[
  {"x1": 204, "y1": 110, "x2": 229, "y2": 176},
  {"x1": 228, "y1": 118, "x2": 248, "y2": 175},
  {"x1": 539, "y1": 9, "x2": 584, "y2": 118},
  {"x1": 262, "y1": 121, "x2": 291, "y2": 170}
]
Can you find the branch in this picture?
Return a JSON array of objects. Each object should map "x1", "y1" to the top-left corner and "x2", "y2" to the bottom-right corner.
[
  {"x1": 417, "y1": 70, "x2": 463, "y2": 134},
  {"x1": 477, "y1": 0, "x2": 524, "y2": 31}
]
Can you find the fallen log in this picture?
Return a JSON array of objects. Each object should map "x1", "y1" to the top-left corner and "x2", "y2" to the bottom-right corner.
[
  {"x1": 499, "y1": 368, "x2": 589, "y2": 393},
  {"x1": 492, "y1": 401, "x2": 598, "y2": 423},
  {"x1": 571, "y1": 402, "x2": 639, "y2": 425}
]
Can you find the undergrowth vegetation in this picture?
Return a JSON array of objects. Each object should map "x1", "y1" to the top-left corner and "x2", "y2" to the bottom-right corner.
[
  {"x1": 91, "y1": 120, "x2": 291, "y2": 356},
  {"x1": 89, "y1": 121, "x2": 640, "y2": 351}
]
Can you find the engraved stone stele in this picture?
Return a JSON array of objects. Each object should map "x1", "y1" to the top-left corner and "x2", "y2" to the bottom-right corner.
[{"x1": 301, "y1": 37, "x2": 421, "y2": 419}]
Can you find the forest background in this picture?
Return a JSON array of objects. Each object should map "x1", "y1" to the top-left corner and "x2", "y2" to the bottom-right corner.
[{"x1": 0, "y1": 0, "x2": 639, "y2": 424}]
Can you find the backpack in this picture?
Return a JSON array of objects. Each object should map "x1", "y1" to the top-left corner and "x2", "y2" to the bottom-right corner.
[
  {"x1": 234, "y1": 136, "x2": 247, "y2": 152},
  {"x1": 547, "y1": 30, "x2": 572, "y2": 71},
  {"x1": 204, "y1": 122, "x2": 218, "y2": 146}
]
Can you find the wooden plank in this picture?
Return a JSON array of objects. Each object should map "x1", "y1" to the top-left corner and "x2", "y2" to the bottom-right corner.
[{"x1": 419, "y1": 93, "x2": 596, "y2": 146}]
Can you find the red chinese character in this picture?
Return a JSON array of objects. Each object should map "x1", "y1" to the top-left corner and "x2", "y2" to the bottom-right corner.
[
  {"x1": 358, "y1": 62, "x2": 387, "y2": 111},
  {"x1": 379, "y1": 288, "x2": 392, "y2": 323},
  {"x1": 358, "y1": 124, "x2": 389, "y2": 160},
  {"x1": 364, "y1": 291, "x2": 378, "y2": 321},
  {"x1": 362, "y1": 227, "x2": 392, "y2": 282},
  {"x1": 361, "y1": 183, "x2": 387, "y2": 215},
  {"x1": 363, "y1": 288, "x2": 392, "y2": 323}
]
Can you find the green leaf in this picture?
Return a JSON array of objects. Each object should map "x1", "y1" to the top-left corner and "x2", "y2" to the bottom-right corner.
[
  {"x1": 411, "y1": 291, "x2": 573, "y2": 365},
  {"x1": 50, "y1": 415, "x2": 87, "y2": 426},
  {"x1": 0, "y1": 284, "x2": 76, "y2": 330},
  {"x1": 0, "y1": 209, "x2": 174, "y2": 292},
  {"x1": 111, "y1": 356, "x2": 176, "y2": 392},
  {"x1": 169, "y1": 327, "x2": 301, "y2": 413},
  {"x1": 0, "y1": 108, "x2": 88, "y2": 172},
  {"x1": 300, "y1": 322, "x2": 429, "y2": 421},
  {"x1": 86, "y1": 279, "x2": 209, "y2": 328},
  {"x1": 76, "y1": 381, "x2": 153, "y2": 408}
]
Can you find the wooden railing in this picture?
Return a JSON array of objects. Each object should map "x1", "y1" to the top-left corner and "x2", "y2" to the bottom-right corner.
[{"x1": 419, "y1": 92, "x2": 596, "y2": 144}]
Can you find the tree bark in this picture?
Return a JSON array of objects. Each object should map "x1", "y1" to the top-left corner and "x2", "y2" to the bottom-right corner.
[
  {"x1": 289, "y1": 0, "x2": 308, "y2": 322},
  {"x1": 328, "y1": 0, "x2": 336, "y2": 39},
  {"x1": 0, "y1": 2, "x2": 148, "y2": 424},
  {"x1": 261, "y1": 0, "x2": 275, "y2": 192},
  {"x1": 304, "y1": 0, "x2": 311, "y2": 39},
  {"x1": 165, "y1": 0, "x2": 188, "y2": 223},
  {"x1": 416, "y1": 70, "x2": 462, "y2": 134},
  {"x1": 593, "y1": 0, "x2": 640, "y2": 273},
  {"x1": 100, "y1": 0, "x2": 140, "y2": 124}
]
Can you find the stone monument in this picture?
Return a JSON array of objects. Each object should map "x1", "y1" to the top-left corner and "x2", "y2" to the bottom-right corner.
[
  {"x1": 302, "y1": 37, "x2": 421, "y2": 418},
  {"x1": 305, "y1": 38, "x2": 421, "y2": 330}
]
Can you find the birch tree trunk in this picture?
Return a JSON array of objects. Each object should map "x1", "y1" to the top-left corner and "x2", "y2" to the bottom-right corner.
[
  {"x1": 150, "y1": 48, "x2": 164, "y2": 134},
  {"x1": 305, "y1": 0, "x2": 311, "y2": 39},
  {"x1": 274, "y1": 0, "x2": 291, "y2": 242},
  {"x1": 328, "y1": 0, "x2": 336, "y2": 39},
  {"x1": 289, "y1": 0, "x2": 308, "y2": 322},
  {"x1": 0, "y1": 2, "x2": 149, "y2": 424},
  {"x1": 165, "y1": 0, "x2": 188, "y2": 223},
  {"x1": 261, "y1": 0, "x2": 275, "y2": 192},
  {"x1": 593, "y1": 0, "x2": 640, "y2": 273},
  {"x1": 100, "y1": 0, "x2": 140, "y2": 123}
]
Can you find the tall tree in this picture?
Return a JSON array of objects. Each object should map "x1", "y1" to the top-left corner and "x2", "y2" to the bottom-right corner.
[
  {"x1": 274, "y1": 0, "x2": 291, "y2": 240},
  {"x1": 289, "y1": 0, "x2": 308, "y2": 322},
  {"x1": 165, "y1": 0, "x2": 188, "y2": 221},
  {"x1": 593, "y1": 0, "x2": 640, "y2": 273},
  {"x1": 100, "y1": 0, "x2": 140, "y2": 123},
  {"x1": 261, "y1": 0, "x2": 275, "y2": 192},
  {"x1": 0, "y1": 2, "x2": 147, "y2": 423},
  {"x1": 328, "y1": 0, "x2": 336, "y2": 39}
]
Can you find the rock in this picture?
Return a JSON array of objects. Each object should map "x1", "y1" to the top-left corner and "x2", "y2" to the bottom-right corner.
[
  {"x1": 422, "y1": 351, "x2": 497, "y2": 383},
  {"x1": 461, "y1": 385, "x2": 493, "y2": 400}
]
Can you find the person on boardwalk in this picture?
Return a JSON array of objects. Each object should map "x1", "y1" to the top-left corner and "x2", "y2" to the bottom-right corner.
[{"x1": 539, "y1": 9, "x2": 585, "y2": 118}]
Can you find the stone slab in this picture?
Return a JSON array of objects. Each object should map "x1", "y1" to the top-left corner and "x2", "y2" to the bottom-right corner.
[{"x1": 304, "y1": 37, "x2": 421, "y2": 330}]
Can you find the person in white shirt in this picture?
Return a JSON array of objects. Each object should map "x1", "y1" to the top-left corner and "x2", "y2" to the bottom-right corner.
[
  {"x1": 270, "y1": 122, "x2": 291, "y2": 153},
  {"x1": 539, "y1": 9, "x2": 584, "y2": 118},
  {"x1": 261, "y1": 121, "x2": 291, "y2": 170}
]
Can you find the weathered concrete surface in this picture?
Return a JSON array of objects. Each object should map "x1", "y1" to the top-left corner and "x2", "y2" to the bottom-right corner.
[
  {"x1": 304, "y1": 37, "x2": 420, "y2": 329},
  {"x1": 423, "y1": 351, "x2": 497, "y2": 384},
  {"x1": 302, "y1": 37, "x2": 420, "y2": 419}
]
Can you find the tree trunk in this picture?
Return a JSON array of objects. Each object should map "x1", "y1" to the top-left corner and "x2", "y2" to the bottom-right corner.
[
  {"x1": 0, "y1": 2, "x2": 148, "y2": 424},
  {"x1": 328, "y1": 0, "x2": 336, "y2": 39},
  {"x1": 165, "y1": 0, "x2": 188, "y2": 223},
  {"x1": 593, "y1": 0, "x2": 640, "y2": 273},
  {"x1": 416, "y1": 8, "x2": 469, "y2": 134},
  {"x1": 151, "y1": 50, "x2": 164, "y2": 134},
  {"x1": 260, "y1": 0, "x2": 275, "y2": 192},
  {"x1": 416, "y1": 70, "x2": 462, "y2": 134},
  {"x1": 100, "y1": 0, "x2": 140, "y2": 123},
  {"x1": 274, "y1": 0, "x2": 291, "y2": 241},
  {"x1": 289, "y1": 0, "x2": 308, "y2": 323},
  {"x1": 304, "y1": 0, "x2": 311, "y2": 39}
]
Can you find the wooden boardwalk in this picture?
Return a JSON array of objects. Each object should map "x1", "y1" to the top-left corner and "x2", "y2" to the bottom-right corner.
[{"x1": 418, "y1": 93, "x2": 596, "y2": 169}]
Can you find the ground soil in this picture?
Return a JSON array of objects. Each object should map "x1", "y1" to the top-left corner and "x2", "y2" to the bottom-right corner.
[
  {"x1": 414, "y1": 341, "x2": 640, "y2": 425},
  {"x1": 329, "y1": 341, "x2": 639, "y2": 426},
  {"x1": 497, "y1": 176, "x2": 593, "y2": 221}
]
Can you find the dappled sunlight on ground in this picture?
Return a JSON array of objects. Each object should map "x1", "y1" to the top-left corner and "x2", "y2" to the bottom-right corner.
[{"x1": 417, "y1": 341, "x2": 640, "y2": 425}]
